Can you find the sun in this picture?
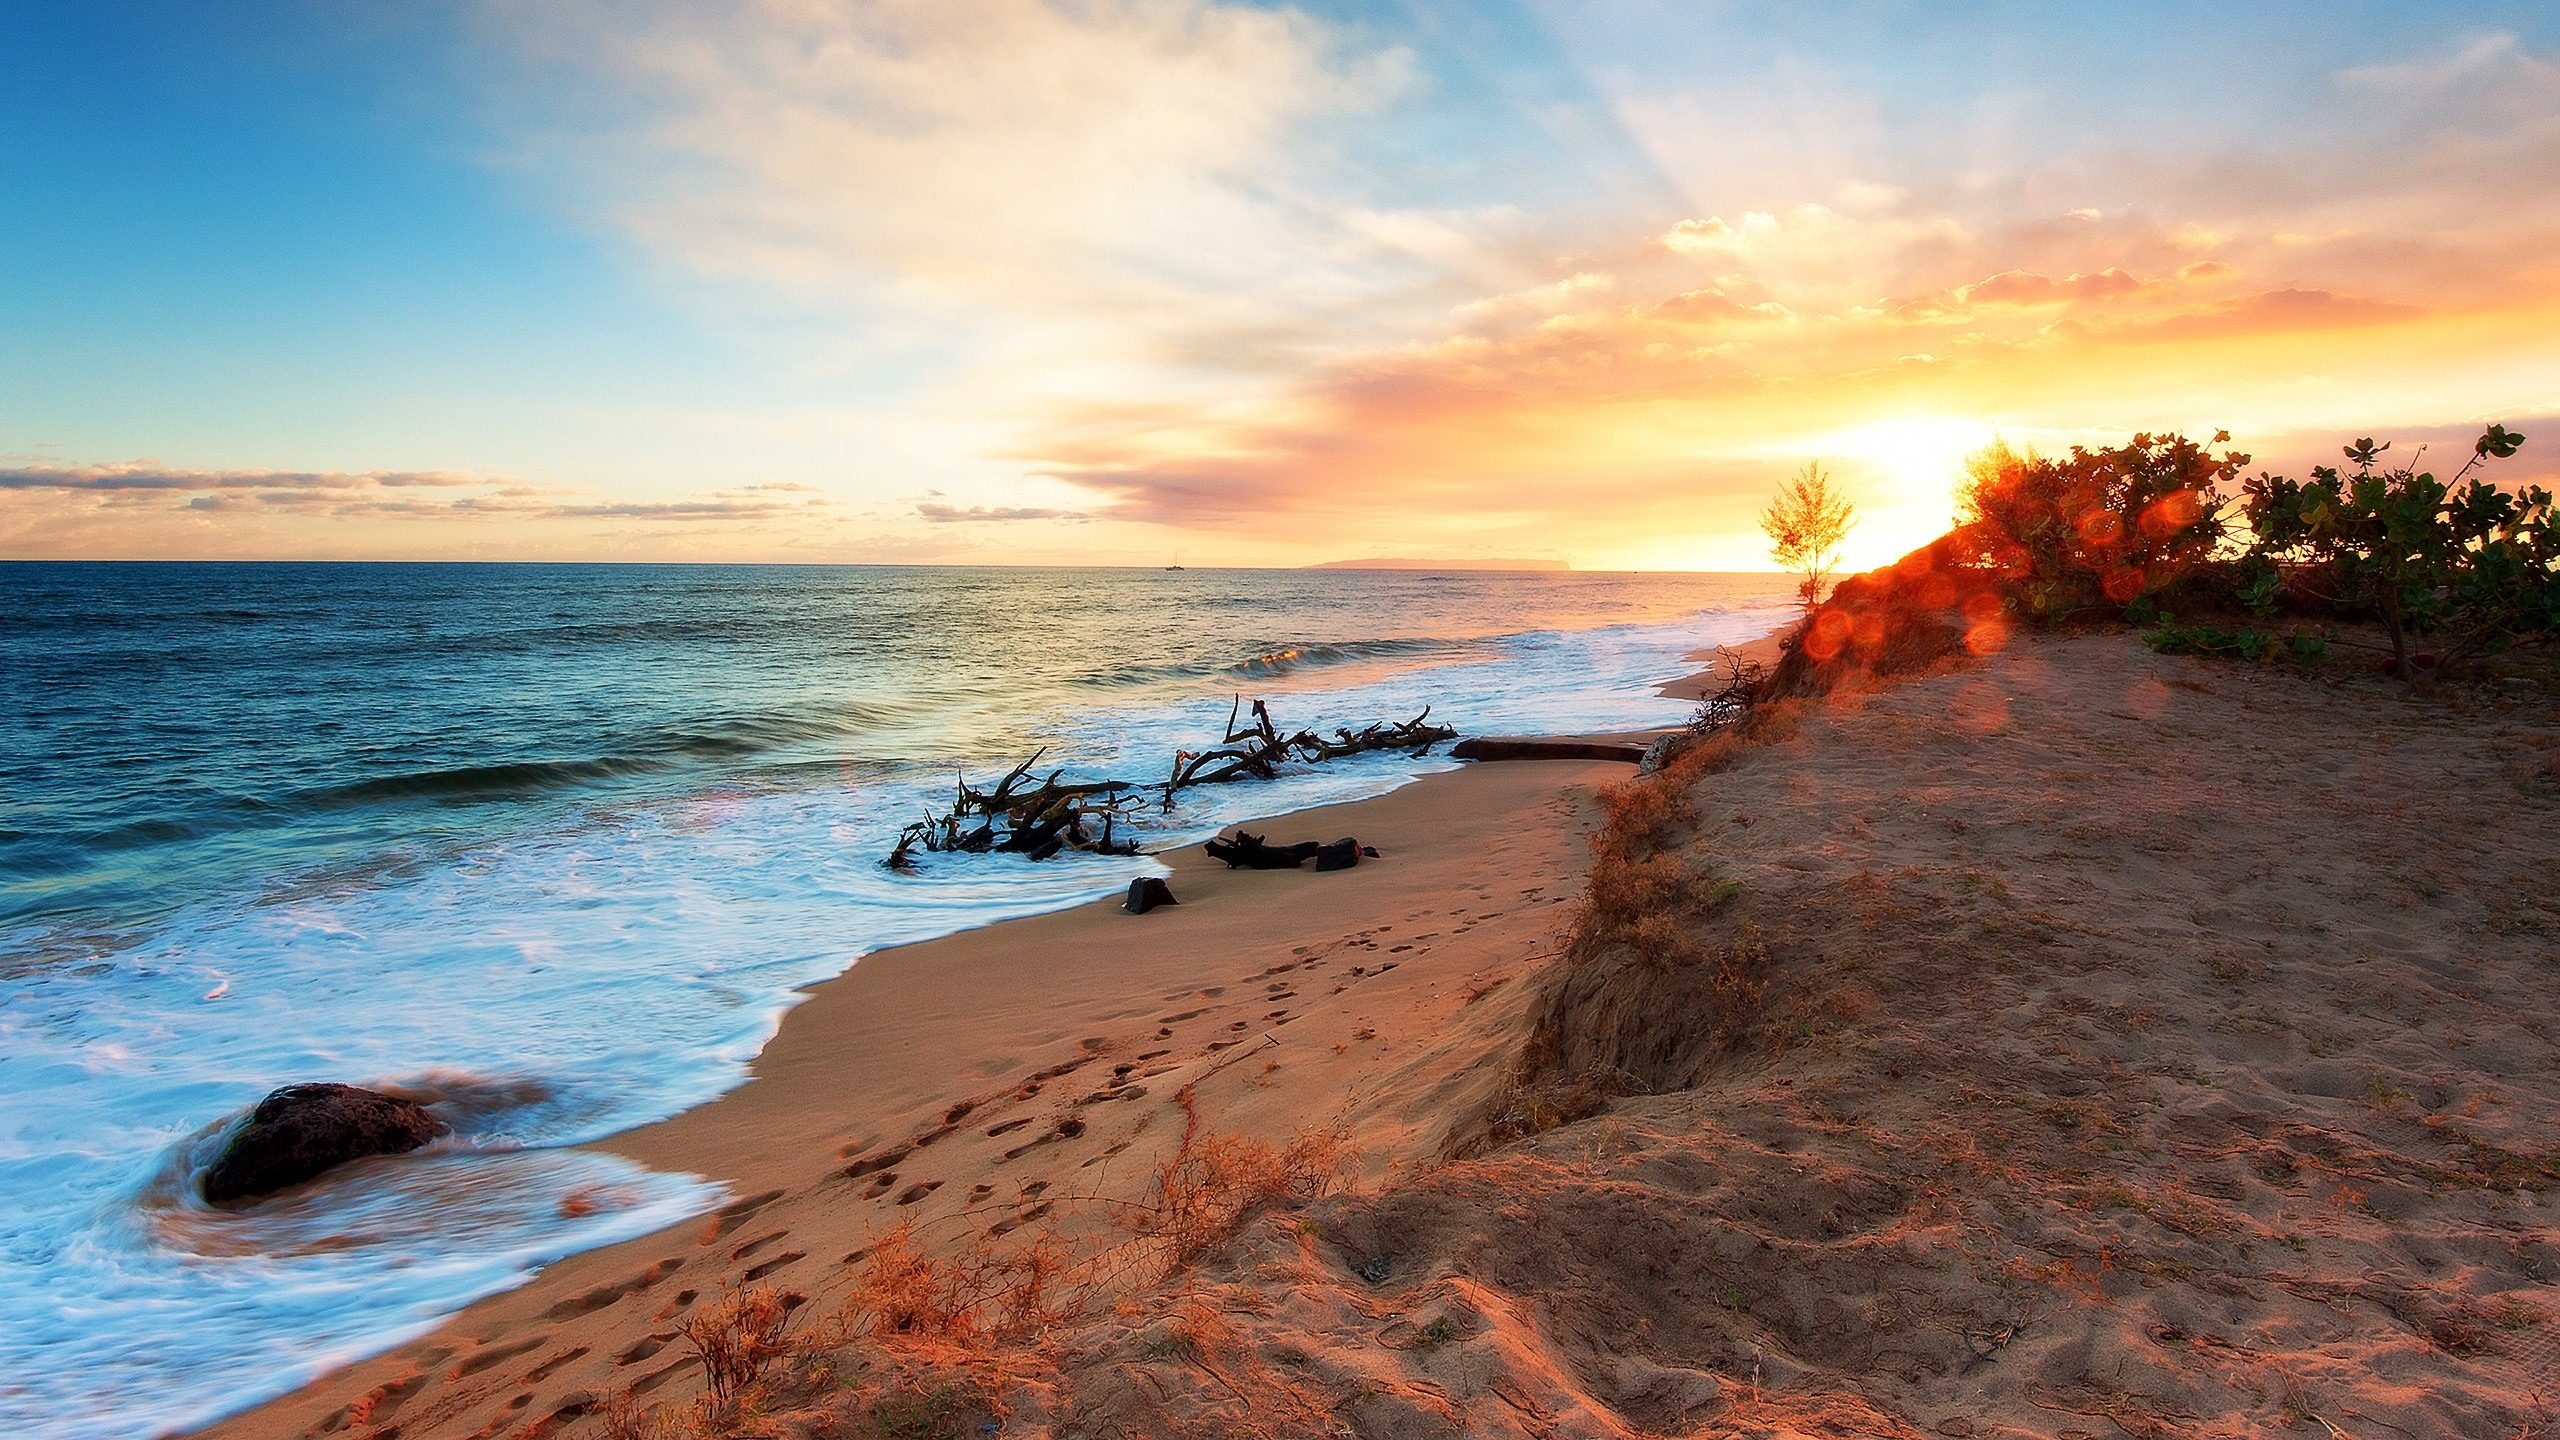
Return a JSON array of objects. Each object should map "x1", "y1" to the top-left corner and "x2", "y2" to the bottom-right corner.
[{"x1": 1801, "y1": 415, "x2": 2001, "y2": 568}]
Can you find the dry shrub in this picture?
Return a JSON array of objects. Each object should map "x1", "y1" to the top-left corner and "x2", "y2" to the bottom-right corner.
[
  {"x1": 1133, "y1": 1092, "x2": 1346, "y2": 1271},
  {"x1": 678, "y1": 1285, "x2": 799, "y2": 1404},
  {"x1": 844, "y1": 1218, "x2": 1075, "y2": 1351},
  {"x1": 596, "y1": 1389, "x2": 674, "y2": 1440}
]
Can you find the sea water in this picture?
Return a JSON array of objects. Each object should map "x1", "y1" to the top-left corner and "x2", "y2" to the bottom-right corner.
[{"x1": 0, "y1": 562, "x2": 1793, "y2": 1437}]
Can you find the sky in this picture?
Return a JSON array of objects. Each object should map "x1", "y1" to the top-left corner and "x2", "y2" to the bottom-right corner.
[{"x1": 4, "y1": 1, "x2": 2557, "y2": 570}]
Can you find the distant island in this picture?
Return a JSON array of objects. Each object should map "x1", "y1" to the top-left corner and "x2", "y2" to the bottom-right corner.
[{"x1": 1305, "y1": 556, "x2": 1570, "y2": 571}]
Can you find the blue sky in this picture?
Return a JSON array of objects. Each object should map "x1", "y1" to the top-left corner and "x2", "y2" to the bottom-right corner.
[{"x1": 5, "y1": 2, "x2": 2557, "y2": 564}]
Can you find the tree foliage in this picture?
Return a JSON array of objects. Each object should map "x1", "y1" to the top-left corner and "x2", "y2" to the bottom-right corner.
[
  {"x1": 1955, "y1": 432, "x2": 2243, "y2": 620},
  {"x1": 1760, "y1": 462, "x2": 1856, "y2": 606},
  {"x1": 2239, "y1": 424, "x2": 2550, "y2": 677}
]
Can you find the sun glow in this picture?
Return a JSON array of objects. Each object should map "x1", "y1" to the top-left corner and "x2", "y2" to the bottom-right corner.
[{"x1": 1803, "y1": 416, "x2": 2002, "y2": 568}]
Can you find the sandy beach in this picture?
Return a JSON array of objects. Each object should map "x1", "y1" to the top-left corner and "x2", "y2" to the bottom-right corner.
[
  {"x1": 189, "y1": 625, "x2": 2560, "y2": 1440},
  {"x1": 188, "y1": 748, "x2": 1636, "y2": 1440}
]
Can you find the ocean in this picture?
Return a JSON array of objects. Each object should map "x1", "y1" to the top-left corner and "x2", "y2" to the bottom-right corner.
[{"x1": 0, "y1": 561, "x2": 1793, "y2": 1437}]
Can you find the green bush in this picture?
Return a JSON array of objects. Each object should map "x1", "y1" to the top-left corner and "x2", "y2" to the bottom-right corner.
[
  {"x1": 2141, "y1": 614, "x2": 2328, "y2": 666},
  {"x1": 2239, "y1": 425, "x2": 2552, "y2": 678},
  {"x1": 1957, "y1": 432, "x2": 2244, "y2": 621}
]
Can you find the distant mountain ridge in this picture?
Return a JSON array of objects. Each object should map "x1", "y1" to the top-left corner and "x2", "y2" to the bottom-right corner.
[{"x1": 1304, "y1": 557, "x2": 1570, "y2": 572}]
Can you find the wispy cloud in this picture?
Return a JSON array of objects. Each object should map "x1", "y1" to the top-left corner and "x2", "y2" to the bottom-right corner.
[
  {"x1": 915, "y1": 502, "x2": 1089, "y2": 523},
  {"x1": 1, "y1": 460, "x2": 834, "y2": 524},
  {"x1": 0, "y1": 463, "x2": 490, "y2": 493}
]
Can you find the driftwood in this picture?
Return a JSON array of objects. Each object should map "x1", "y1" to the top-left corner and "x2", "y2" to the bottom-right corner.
[
  {"x1": 1685, "y1": 646, "x2": 1769, "y2": 733},
  {"x1": 1450, "y1": 737, "x2": 1647, "y2": 763},
  {"x1": 1205, "y1": 830, "x2": 1378, "y2": 871},
  {"x1": 885, "y1": 699, "x2": 1455, "y2": 870},
  {"x1": 887, "y1": 746, "x2": 1147, "y2": 871},
  {"x1": 1163, "y1": 699, "x2": 1455, "y2": 806}
]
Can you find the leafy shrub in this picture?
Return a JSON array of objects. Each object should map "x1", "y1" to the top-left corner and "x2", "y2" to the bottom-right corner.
[
  {"x1": 1957, "y1": 432, "x2": 2246, "y2": 620},
  {"x1": 2141, "y1": 615, "x2": 2327, "y2": 666},
  {"x1": 2239, "y1": 425, "x2": 2552, "y2": 677}
]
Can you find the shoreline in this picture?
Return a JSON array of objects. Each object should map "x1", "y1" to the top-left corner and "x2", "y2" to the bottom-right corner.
[{"x1": 190, "y1": 748, "x2": 1639, "y2": 1439}]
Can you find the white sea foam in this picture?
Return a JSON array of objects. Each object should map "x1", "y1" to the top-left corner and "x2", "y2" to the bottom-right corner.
[{"x1": 0, "y1": 599, "x2": 1789, "y2": 1438}]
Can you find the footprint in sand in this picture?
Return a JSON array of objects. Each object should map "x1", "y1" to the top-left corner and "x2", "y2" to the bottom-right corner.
[
  {"x1": 727, "y1": 1229, "x2": 787, "y2": 1262},
  {"x1": 448, "y1": 1335, "x2": 547, "y2": 1380},
  {"x1": 648, "y1": 1289, "x2": 698, "y2": 1323},
  {"x1": 741, "y1": 1251, "x2": 805, "y2": 1282},
  {"x1": 542, "y1": 1257, "x2": 680, "y2": 1320},
  {"x1": 631, "y1": 1358, "x2": 692, "y2": 1395},
  {"x1": 696, "y1": 1188, "x2": 785, "y2": 1244},
  {"x1": 321, "y1": 1369, "x2": 429, "y2": 1432},
  {"x1": 894, "y1": 1181, "x2": 944, "y2": 1206},
  {"x1": 614, "y1": 1333, "x2": 674, "y2": 1367},
  {"x1": 844, "y1": 1144, "x2": 912, "y2": 1179},
  {"x1": 523, "y1": 1346, "x2": 587, "y2": 1383}
]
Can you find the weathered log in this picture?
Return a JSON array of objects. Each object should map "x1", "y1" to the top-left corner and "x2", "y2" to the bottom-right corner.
[
  {"x1": 1313, "y1": 837, "x2": 1374, "y2": 872},
  {"x1": 1125, "y1": 877, "x2": 1179, "y2": 914},
  {"x1": 1450, "y1": 737, "x2": 1647, "y2": 763},
  {"x1": 1205, "y1": 830, "x2": 1379, "y2": 871},
  {"x1": 1206, "y1": 831, "x2": 1323, "y2": 869}
]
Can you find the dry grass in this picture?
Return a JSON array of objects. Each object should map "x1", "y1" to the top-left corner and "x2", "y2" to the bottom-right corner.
[
  {"x1": 678, "y1": 1286, "x2": 800, "y2": 1404},
  {"x1": 1126, "y1": 1089, "x2": 1347, "y2": 1272},
  {"x1": 593, "y1": 1103, "x2": 1351, "y2": 1438}
]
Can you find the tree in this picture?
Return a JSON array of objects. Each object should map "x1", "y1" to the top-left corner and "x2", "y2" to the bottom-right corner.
[
  {"x1": 2239, "y1": 424, "x2": 2549, "y2": 679},
  {"x1": 1761, "y1": 463, "x2": 1857, "y2": 606}
]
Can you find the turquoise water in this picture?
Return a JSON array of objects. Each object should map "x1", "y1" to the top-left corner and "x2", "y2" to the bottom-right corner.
[{"x1": 0, "y1": 561, "x2": 1793, "y2": 1437}]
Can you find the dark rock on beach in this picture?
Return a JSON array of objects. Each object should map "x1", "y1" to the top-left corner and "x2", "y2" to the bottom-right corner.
[
  {"x1": 200, "y1": 1083, "x2": 449, "y2": 1204},
  {"x1": 1125, "y1": 877, "x2": 1179, "y2": 914}
]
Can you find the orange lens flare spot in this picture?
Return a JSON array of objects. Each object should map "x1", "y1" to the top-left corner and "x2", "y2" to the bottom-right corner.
[
  {"x1": 1805, "y1": 609, "x2": 1853, "y2": 661},
  {"x1": 2077, "y1": 510, "x2": 2124, "y2": 545},
  {"x1": 1963, "y1": 620, "x2": 2010, "y2": 655},
  {"x1": 1961, "y1": 592, "x2": 2005, "y2": 625},
  {"x1": 2101, "y1": 566, "x2": 2147, "y2": 602},
  {"x1": 2137, "y1": 490, "x2": 2204, "y2": 539}
]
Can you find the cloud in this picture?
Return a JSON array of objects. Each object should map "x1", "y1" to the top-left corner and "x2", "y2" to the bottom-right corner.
[
  {"x1": 0, "y1": 460, "x2": 834, "y2": 522},
  {"x1": 0, "y1": 462, "x2": 488, "y2": 493},
  {"x1": 487, "y1": 0, "x2": 1440, "y2": 380},
  {"x1": 1958, "y1": 268, "x2": 2153, "y2": 306},
  {"x1": 915, "y1": 502, "x2": 1090, "y2": 523}
]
